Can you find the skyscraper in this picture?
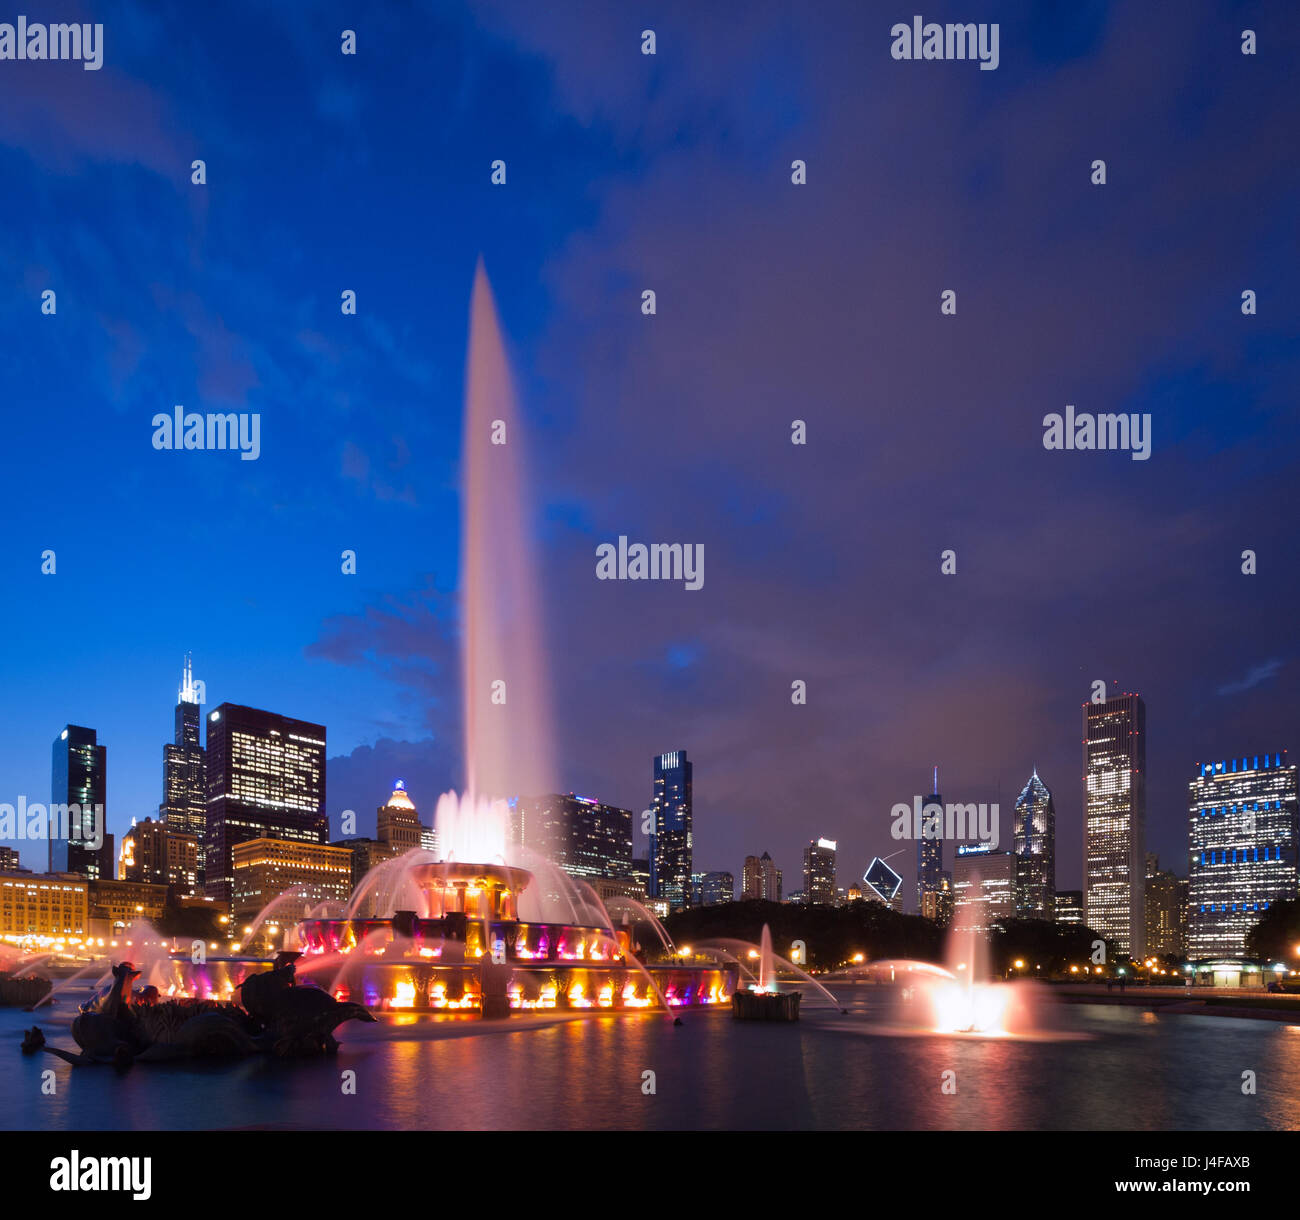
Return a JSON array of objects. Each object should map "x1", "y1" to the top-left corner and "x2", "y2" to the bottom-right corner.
[
  {"x1": 917, "y1": 767, "x2": 943, "y2": 912},
  {"x1": 1013, "y1": 769, "x2": 1056, "y2": 919},
  {"x1": 742, "y1": 852, "x2": 781, "y2": 901},
  {"x1": 119, "y1": 815, "x2": 199, "y2": 895},
  {"x1": 1144, "y1": 854, "x2": 1186, "y2": 957},
  {"x1": 650, "y1": 750, "x2": 692, "y2": 910},
  {"x1": 511, "y1": 793, "x2": 633, "y2": 880},
  {"x1": 1083, "y1": 691, "x2": 1146, "y2": 957},
  {"x1": 50, "y1": 724, "x2": 112, "y2": 879},
  {"x1": 160, "y1": 656, "x2": 207, "y2": 877},
  {"x1": 203, "y1": 704, "x2": 328, "y2": 901},
  {"x1": 1188, "y1": 752, "x2": 1298, "y2": 959},
  {"x1": 698, "y1": 870, "x2": 735, "y2": 905},
  {"x1": 952, "y1": 844, "x2": 1016, "y2": 931},
  {"x1": 1055, "y1": 890, "x2": 1084, "y2": 925},
  {"x1": 803, "y1": 838, "x2": 838, "y2": 904},
  {"x1": 231, "y1": 837, "x2": 353, "y2": 924},
  {"x1": 376, "y1": 780, "x2": 425, "y2": 854}
]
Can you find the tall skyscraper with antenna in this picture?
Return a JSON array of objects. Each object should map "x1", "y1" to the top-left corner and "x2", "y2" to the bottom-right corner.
[
  {"x1": 160, "y1": 654, "x2": 208, "y2": 878},
  {"x1": 917, "y1": 765, "x2": 943, "y2": 911}
]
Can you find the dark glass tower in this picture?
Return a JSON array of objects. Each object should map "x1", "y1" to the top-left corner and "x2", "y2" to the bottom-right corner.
[
  {"x1": 160, "y1": 655, "x2": 207, "y2": 878},
  {"x1": 650, "y1": 750, "x2": 692, "y2": 910},
  {"x1": 203, "y1": 703, "x2": 327, "y2": 901},
  {"x1": 917, "y1": 766, "x2": 943, "y2": 912},
  {"x1": 50, "y1": 724, "x2": 112, "y2": 879},
  {"x1": 1013, "y1": 769, "x2": 1056, "y2": 919},
  {"x1": 511, "y1": 793, "x2": 633, "y2": 879}
]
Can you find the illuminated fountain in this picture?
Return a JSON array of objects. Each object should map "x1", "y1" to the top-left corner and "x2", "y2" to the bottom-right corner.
[
  {"x1": 292, "y1": 265, "x2": 732, "y2": 1017},
  {"x1": 294, "y1": 797, "x2": 731, "y2": 1015},
  {"x1": 729, "y1": 925, "x2": 802, "y2": 1021},
  {"x1": 850, "y1": 901, "x2": 1046, "y2": 1037}
]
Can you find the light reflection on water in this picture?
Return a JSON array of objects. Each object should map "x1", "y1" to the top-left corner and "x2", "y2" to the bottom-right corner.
[{"x1": 3, "y1": 984, "x2": 1298, "y2": 1131}]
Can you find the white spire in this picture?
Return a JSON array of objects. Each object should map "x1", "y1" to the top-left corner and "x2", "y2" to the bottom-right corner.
[{"x1": 179, "y1": 653, "x2": 198, "y2": 704}]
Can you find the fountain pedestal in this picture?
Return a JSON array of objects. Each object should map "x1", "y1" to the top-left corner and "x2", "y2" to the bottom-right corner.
[
  {"x1": 479, "y1": 960, "x2": 512, "y2": 1019},
  {"x1": 731, "y1": 990, "x2": 800, "y2": 1021}
]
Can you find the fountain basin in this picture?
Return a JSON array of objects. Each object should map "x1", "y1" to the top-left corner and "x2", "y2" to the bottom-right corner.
[{"x1": 732, "y1": 990, "x2": 801, "y2": 1021}]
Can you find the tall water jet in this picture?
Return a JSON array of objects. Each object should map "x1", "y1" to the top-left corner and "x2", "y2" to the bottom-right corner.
[
  {"x1": 757, "y1": 924, "x2": 776, "y2": 993},
  {"x1": 242, "y1": 264, "x2": 737, "y2": 1018},
  {"x1": 460, "y1": 260, "x2": 553, "y2": 803}
]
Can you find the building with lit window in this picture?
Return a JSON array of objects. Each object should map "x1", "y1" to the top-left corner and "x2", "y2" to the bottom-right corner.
[
  {"x1": 1188, "y1": 752, "x2": 1298, "y2": 959},
  {"x1": 329, "y1": 836, "x2": 401, "y2": 905},
  {"x1": 0, "y1": 870, "x2": 88, "y2": 940},
  {"x1": 742, "y1": 852, "x2": 782, "y2": 901},
  {"x1": 50, "y1": 724, "x2": 113, "y2": 880},
  {"x1": 1055, "y1": 890, "x2": 1084, "y2": 925},
  {"x1": 698, "y1": 870, "x2": 734, "y2": 905},
  {"x1": 160, "y1": 655, "x2": 207, "y2": 877},
  {"x1": 1083, "y1": 692, "x2": 1146, "y2": 957},
  {"x1": 230, "y1": 837, "x2": 353, "y2": 923},
  {"x1": 650, "y1": 751, "x2": 692, "y2": 910},
  {"x1": 511, "y1": 792, "x2": 633, "y2": 880},
  {"x1": 87, "y1": 878, "x2": 169, "y2": 938},
  {"x1": 952, "y1": 844, "x2": 1016, "y2": 932},
  {"x1": 863, "y1": 856, "x2": 904, "y2": 910},
  {"x1": 1144, "y1": 854, "x2": 1186, "y2": 957},
  {"x1": 921, "y1": 871, "x2": 954, "y2": 926},
  {"x1": 1013, "y1": 770, "x2": 1056, "y2": 919},
  {"x1": 203, "y1": 704, "x2": 328, "y2": 901},
  {"x1": 118, "y1": 816, "x2": 199, "y2": 896},
  {"x1": 803, "y1": 838, "x2": 838, "y2": 905},
  {"x1": 917, "y1": 767, "x2": 944, "y2": 912},
  {"x1": 377, "y1": 780, "x2": 426, "y2": 853}
]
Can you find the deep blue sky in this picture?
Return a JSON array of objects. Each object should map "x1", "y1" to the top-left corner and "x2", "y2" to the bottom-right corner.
[{"x1": 1, "y1": 0, "x2": 1297, "y2": 905}]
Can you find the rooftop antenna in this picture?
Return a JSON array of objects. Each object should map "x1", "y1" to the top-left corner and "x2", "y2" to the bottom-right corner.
[{"x1": 179, "y1": 652, "x2": 198, "y2": 704}]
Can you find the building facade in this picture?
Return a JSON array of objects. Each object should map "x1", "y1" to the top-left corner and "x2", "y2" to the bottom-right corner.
[
  {"x1": 1144, "y1": 856, "x2": 1186, "y2": 957},
  {"x1": 952, "y1": 844, "x2": 1016, "y2": 932},
  {"x1": 742, "y1": 851, "x2": 782, "y2": 901},
  {"x1": 87, "y1": 878, "x2": 169, "y2": 937},
  {"x1": 376, "y1": 780, "x2": 424, "y2": 854},
  {"x1": 0, "y1": 870, "x2": 88, "y2": 940},
  {"x1": 1054, "y1": 889, "x2": 1084, "y2": 925},
  {"x1": 698, "y1": 870, "x2": 735, "y2": 905},
  {"x1": 230, "y1": 837, "x2": 353, "y2": 923},
  {"x1": 50, "y1": 724, "x2": 114, "y2": 880},
  {"x1": 650, "y1": 751, "x2": 692, "y2": 910},
  {"x1": 203, "y1": 704, "x2": 328, "y2": 901},
  {"x1": 1083, "y1": 692, "x2": 1146, "y2": 957},
  {"x1": 1187, "y1": 752, "x2": 1298, "y2": 959},
  {"x1": 1013, "y1": 770, "x2": 1056, "y2": 920},
  {"x1": 118, "y1": 816, "x2": 199, "y2": 896},
  {"x1": 160, "y1": 656, "x2": 207, "y2": 877},
  {"x1": 511, "y1": 793, "x2": 633, "y2": 880},
  {"x1": 803, "y1": 838, "x2": 838, "y2": 905},
  {"x1": 921, "y1": 871, "x2": 954, "y2": 926},
  {"x1": 917, "y1": 768, "x2": 944, "y2": 912}
]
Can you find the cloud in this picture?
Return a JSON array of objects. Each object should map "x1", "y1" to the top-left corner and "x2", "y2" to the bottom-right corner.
[{"x1": 1217, "y1": 659, "x2": 1284, "y2": 697}]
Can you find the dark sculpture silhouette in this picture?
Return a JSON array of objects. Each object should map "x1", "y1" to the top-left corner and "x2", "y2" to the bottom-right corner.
[{"x1": 22, "y1": 956, "x2": 374, "y2": 1068}]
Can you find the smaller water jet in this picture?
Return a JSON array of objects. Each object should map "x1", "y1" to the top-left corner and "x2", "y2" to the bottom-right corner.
[{"x1": 729, "y1": 926, "x2": 804, "y2": 1021}]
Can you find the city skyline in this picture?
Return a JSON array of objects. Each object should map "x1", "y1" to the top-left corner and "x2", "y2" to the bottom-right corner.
[{"x1": 4, "y1": 656, "x2": 1295, "y2": 915}]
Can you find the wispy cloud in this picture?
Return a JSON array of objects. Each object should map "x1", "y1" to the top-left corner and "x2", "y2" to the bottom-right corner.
[{"x1": 1218, "y1": 658, "x2": 1284, "y2": 697}]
